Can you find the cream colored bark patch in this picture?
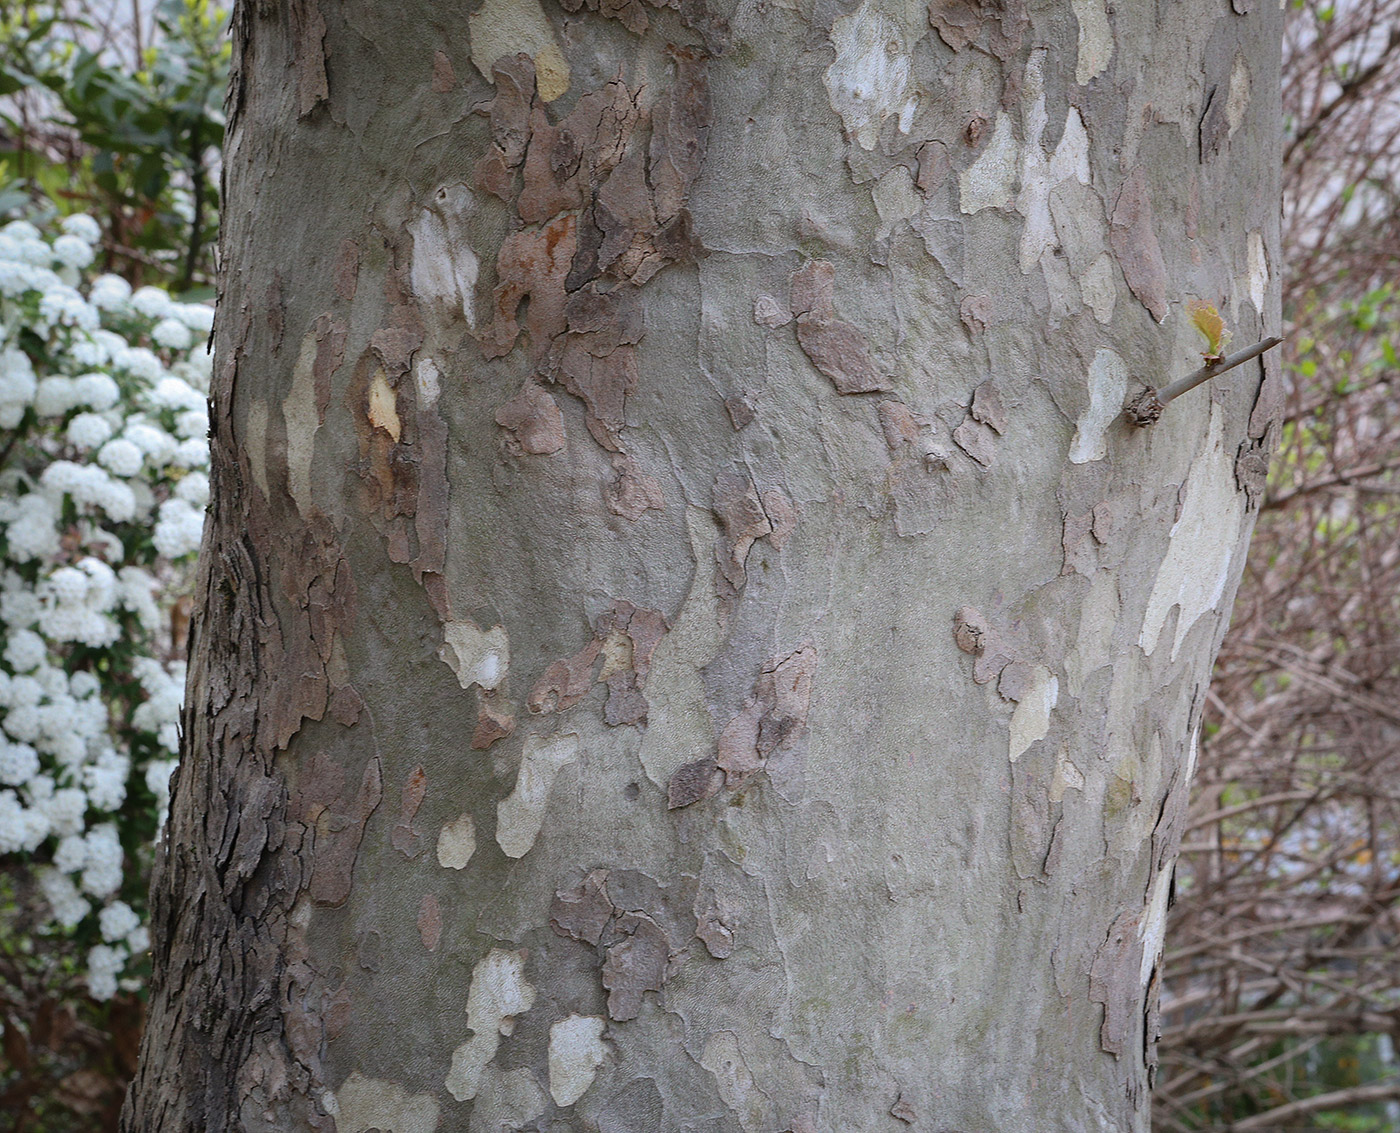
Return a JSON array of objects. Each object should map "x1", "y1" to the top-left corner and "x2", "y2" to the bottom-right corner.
[
  {"x1": 1080, "y1": 252, "x2": 1117, "y2": 324},
  {"x1": 415, "y1": 357, "x2": 441, "y2": 409},
  {"x1": 1017, "y1": 51, "x2": 1091, "y2": 272},
  {"x1": 1139, "y1": 865, "x2": 1174, "y2": 985},
  {"x1": 468, "y1": 0, "x2": 569, "y2": 101},
  {"x1": 1246, "y1": 231, "x2": 1268, "y2": 314},
  {"x1": 1226, "y1": 52, "x2": 1251, "y2": 136},
  {"x1": 1069, "y1": 348, "x2": 1128, "y2": 464},
  {"x1": 445, "y1": 949, "x2": 537, "y2": 1101},
  {"x1": 496, "y1": 732, "x2": 579, "y2": 858},
  {"x1": 959, "y1": 112, "x2": 1017, "y2": 213},
  {"x1": 1008, "y1": 665, "x2": 1058, "y2": 763},
  {"x1": 436, "y1": 813, "x2": 477, "y2": 869},
  {"x1": 548, "y1": 1014, "x2": 608, "y2": 1106},
  {"x1": 440, "y1": 621, "x2": 509, "y2": 691},
  {"x1": 1049, "y1": 748, "x2": 1085, "y2": 803},
  {"x1": 327, "y1": 1071, "x2": 440, "y2": 1133},
  {"x1": 283, "y1": 328, "x2": 321, "y2": 517},
  {"x1": 408, "y1": 186, "x2": 480, "y2": 329},
  {"x1": 1071, "y1": 0, "x2": 1112, "y2": 85},
  {"x1": 823, "y1": 0, "x2": 918, "y2": 151},
  {"x1": 1139, "y1": 406, "x2": 1247, "y2": 659},
  {"x1": 367, "y1": 368, "x2": 401, "y2": 442}
]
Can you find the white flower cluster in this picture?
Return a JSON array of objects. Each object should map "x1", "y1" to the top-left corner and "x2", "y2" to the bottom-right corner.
[{"x1": 0, "y1": 216, "x2": 208, "y2": 1001}]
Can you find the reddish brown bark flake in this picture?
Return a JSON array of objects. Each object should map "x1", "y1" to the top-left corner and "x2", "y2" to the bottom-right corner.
[
  {"x1": 417, "y1": 894, "x2": 442, "y2": 952},
  {"x1": 390, "y1": 766, "x2": 427, "y2": 858}
]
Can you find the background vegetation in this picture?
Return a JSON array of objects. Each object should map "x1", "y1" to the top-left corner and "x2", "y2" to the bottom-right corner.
[{"x1": 1, "y1": 2, "x2": 1397, "y2": 1130}]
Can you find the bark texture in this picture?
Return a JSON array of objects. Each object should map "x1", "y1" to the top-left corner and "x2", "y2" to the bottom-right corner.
[{"x1": 124, "y1": 1, "x2": 1282, "y2": 1130}]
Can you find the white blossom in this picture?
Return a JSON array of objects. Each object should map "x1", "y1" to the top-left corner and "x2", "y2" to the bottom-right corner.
[
  {"x1": 130, "y1": 286, "x2": 174, "y2": 320},
  {"x1": 51, "y1": 233, "x2": 95, "y2": 270},
  {"x1": 67, "y1": 412, "x2": 114, "y2": 449},
  {"x1": 98, "y1": 900, "x2": 140, "y2": 943},
  {"x1": 60, "y1": 215, "x2": 102, "y2": 246}
]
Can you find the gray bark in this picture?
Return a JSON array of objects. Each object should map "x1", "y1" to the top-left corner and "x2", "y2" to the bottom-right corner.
[{"x1": 123, "y1": 1, "x2": 1282, "y2": 1130}]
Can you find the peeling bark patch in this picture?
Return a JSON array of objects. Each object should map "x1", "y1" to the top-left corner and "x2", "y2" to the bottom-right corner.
[
  {"x1": 716, "y1": 644, "x2": 818, "y2": 787},
  {"x1": 437, "y1": 813, "x2": 478, "y2": 870},
  {"x1": 431, "y1": 49, "x2": 456, "y2": 93},
  {"x1": 445, "y1": 949, "x2": 537, "y2": 1101},
  {"x1": 550, "y1": 870, "x2": 678, "y2": 1020},
  {"x1": 929, "y1": 0, "x2": 1027, "y2": 59},
  {"x1": 496, "y1": 732, "x2": 580, "y2": 858},
  {"x1": 1140, "y1": 408, "x2": 1246, "y2": 659},
  {"x1": 970, "y1": 380, "x2": 1008, "y2": 434},
  {"x1": 823, "y1": 0, "x2": 917, "y2": 152},
  {"x1": 1070, "y1": 0, "x2": 1113, "y2": 85},
  {"x1": 1068, "y1": 348, "x2": 1128, "y2": 464},
  {"x1": 959, "y1": 112, "x2": 1017, "y2": 214},
  {"x1": 409, "y1": 185, "x2": 480, "y2": 330},
  {"x1": 601, "y1": 913, "x2": 670, "y2": 1020},
  {"x1": 952, "y1": 417, "x2": 996, "y2": 467},
  {"x1": 606, "y1": 454, "x2": 666, "y2": 520},
  {"x1": 496, "y1": 381, "x2": 566, "y2": 454},
  {"x1": 328, "y1": 1070, "x2": 440, "y2": 1133},
  {"x1": 1226, "y1": 52, "x2": 1252, "y2": 137},
  {"x1": 473, "y1": 690, "x2": 518, "y2": 750},
  {"x1": 693, "y1": 889, "x2": 735, "y2": 958},
  {"x1": 1007, "y1": 665, "x2": 1057, "y2": 763},
  {"x1": 291, "y1": 0, "x2": 329, "y2": 117},
  {"x1": 880, "y1": 400, "x2": 950, "y2": 535},
  {"x1": 390, "y1": 765, "x2": 428, "y2": 858},
  {"x1": 334, "y1": 239, "x2": 360, "y2": 302},
  {"x1": 713, "y1": 469, "x2": 772, "y2": 595},
  {"x1": 953, "y1": 607, "x2": 1017, "y2": 685},
  {"x1": 301, "y1": 754, "x2": 383, "y2": 907},
  {"x1": 551, "y1": 869, "x2": 614, "y2": 945},
  {"x1": 1110, "y1": 167, "x2": 1169, "y2": 323},
  {"x1": 788, "y1": 261, "x2": 887, "y2": 393},
  {"x1": 477, "y1": 53, "x2": 711, "y2": 510},
  {"x1": 667, "y1": 756, "x2": 722, "y2": 809},
  {"x1": 1089, "y1": 911, "x2": 1144, "y2": 1058},
  {"x1": 549, "y1": 1014, "x2": 608, "y2": 1106},
  {"x1": 417, "y1": 893, "x2": 442, "y2": 951},
  {"x1": 469, "y1": 0, "x2": 571, "y2": 102},
  {"x1": 528, "y1": 601, "x2": 667, "y2": 724},
  {"x1": 440, "y1": 621, "x2": 510, "y2": 690}
]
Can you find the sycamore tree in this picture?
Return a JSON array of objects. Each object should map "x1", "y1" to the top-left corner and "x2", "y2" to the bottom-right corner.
[{"x1": 125, "y1": 2, "x2": 1282, "y2": 1131}]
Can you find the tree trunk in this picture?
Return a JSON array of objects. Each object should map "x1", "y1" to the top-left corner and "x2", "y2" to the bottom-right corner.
[{"x1": 123, "y1": 1, "x2": 1281, "y2": 1130}]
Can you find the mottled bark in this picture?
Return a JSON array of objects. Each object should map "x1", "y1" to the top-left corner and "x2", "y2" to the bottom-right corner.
[{"x1": 124, "y1": 1, "x2": 1281, "y2": 1131}]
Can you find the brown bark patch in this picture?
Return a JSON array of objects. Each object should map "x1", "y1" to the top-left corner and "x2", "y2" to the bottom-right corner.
[
  {"x1": 431, "y1": 50, "x2": 456, "y2": 93},
  {"x1": 390, "y1": 766, "x2": 427, "y2": 858},
  {"x1": 528, "y1": 601, "x2": 668, "y2": 725},
  {"x1": 928, "y1": 0, "x2": 1028, "y2": 60},
  {"x1": 1089, "y1": 910, "x2": 1145, "y2": 1058},
  {"x1": 417, "y1": 894, "x2": 442, "y2": 952},
  {"x1": 1110, "y1": 166, "x2": 1170, "y2": 323},
  {"x1": 299, "y1": 754, "x2": 384, "y2": 908},
  {"x1": 666, "y1": 757, "x2": 722, "y2": 809},
  {"x1": 716, "y1": 644, "x2": 819, "y2": 788},
  {"x1": 496, "y1": 381, "x2": 566, "y2": 455},
  {"x1": 290, "y1": 0, "x2": 329, "y2": 117}
]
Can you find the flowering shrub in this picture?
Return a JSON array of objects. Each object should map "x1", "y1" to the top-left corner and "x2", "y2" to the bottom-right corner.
[{"x1": 0, "y1": 214, "x2": 208, "y2": 1002}]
